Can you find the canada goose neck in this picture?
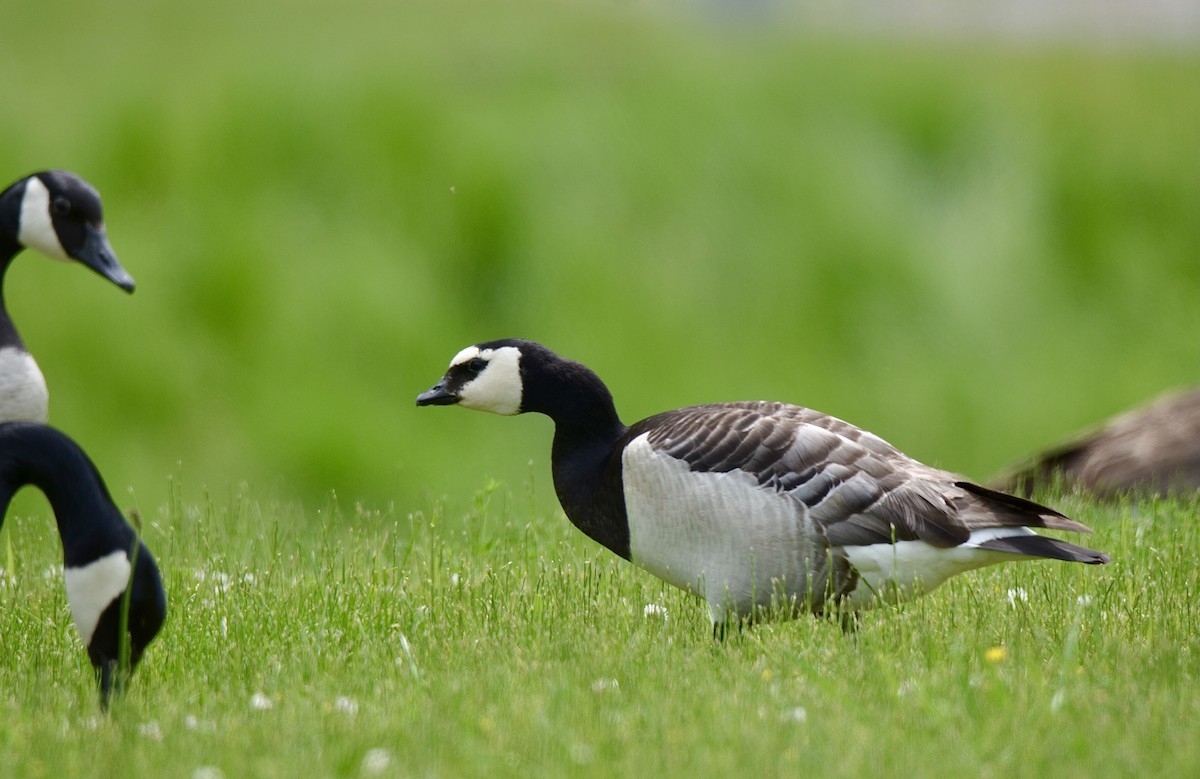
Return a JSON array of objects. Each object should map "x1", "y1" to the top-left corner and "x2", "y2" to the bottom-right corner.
[{"x1": 0, "y1": 428, "x2": 127, "y2": 559}]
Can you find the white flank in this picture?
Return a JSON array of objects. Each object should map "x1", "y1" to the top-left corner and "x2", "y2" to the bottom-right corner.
[
  {"x1": 841, "y1": 526, "x2": 1037, "y2": 607},
  {"x1": 622, "y1": 434, "x2": 825, "y2": 621},
  {"x1": 16, "y1": 177, "x2": 70, "y2": 261},
  {"x1": 64, "y1": 550, "x2": 131, "y2": 646},
  {"x1": 0, "y1": 346, "x2": 49, "y2": 422},
  {"x1": 457, "y1": 346, "x2": 523, "y2": 415}
]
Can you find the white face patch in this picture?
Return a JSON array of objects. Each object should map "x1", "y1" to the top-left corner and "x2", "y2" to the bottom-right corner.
[
  {"x1": 63, "y1": 550, "x2": 132, "y2": 646},
  {"x1": 16, "y1": 177, "x2": 70, "y2": 261},
  {"x1": 449, "y1": 345, "x2": 481, "y2": 368},
  {"x1": 0, "y1": 346, "x2": 49, "y2": 423},
  {"x1": 456, "y1": 345, "x2": 523, "y2": 416}
]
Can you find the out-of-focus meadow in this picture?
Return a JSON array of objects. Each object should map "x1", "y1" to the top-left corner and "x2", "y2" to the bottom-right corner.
[{"x1": 2, "y1": 0, "x2": 1198, "y2": 521}]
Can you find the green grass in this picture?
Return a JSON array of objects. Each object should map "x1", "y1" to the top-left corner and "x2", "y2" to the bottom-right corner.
[{"x1": 1, "y1": 483, "x2": 1197, "y2": 777}]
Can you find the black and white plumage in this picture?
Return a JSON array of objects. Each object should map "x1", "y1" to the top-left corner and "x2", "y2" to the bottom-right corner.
[
  {"x1": 417, "y1": 339, "x2": 1110, "y2": 631},
  {"x1": 0, "y1": 422, "x2": 165, "y2": 707},
  {"x1": 0, "y1": 171, "x2": 135, "y2": 423}
]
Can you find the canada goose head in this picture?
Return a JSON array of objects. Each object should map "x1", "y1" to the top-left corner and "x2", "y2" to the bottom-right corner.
[
  {"x1": 0, "y1": 422, "x2": 165, "y2": 708},
  {"x1": 1, "y1": 170, "x2": 134, "y2": 292},
  {"x1": 416, "y1": 340, "x2": 526, "y2": 416},
  {"x1": 72, "y1": 540, "x2": 167, "y2": 708}
]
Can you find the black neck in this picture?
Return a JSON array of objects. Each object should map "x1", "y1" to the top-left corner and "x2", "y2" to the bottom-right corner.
[
  {"x1": 517, "y1": 348, "x2": 633, "y2": 558},
  {"x1": 0, "y1": 232, "x2": 22, "y2": 349},
  {"x1": 0, "y1": 423, "x2": 130, "y2": 565}
]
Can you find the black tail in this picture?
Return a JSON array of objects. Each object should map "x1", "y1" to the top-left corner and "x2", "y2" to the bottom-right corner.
[{"x1": 976, "y1": 534, "x2": 1111, "y2": 565}]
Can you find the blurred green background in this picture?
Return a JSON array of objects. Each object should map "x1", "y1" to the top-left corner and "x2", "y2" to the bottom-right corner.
[{"x1": 2, "y1": 0, "x2": 1198, "y2": 521}]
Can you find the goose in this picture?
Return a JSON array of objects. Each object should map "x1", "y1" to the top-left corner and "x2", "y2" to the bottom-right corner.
[
  {"x1": 417, "y1": 339, "x2": 1110, "y2": 634},
  {"x1": 0, "y1": 421, "x2": 165, "y2": 707},
  {"x1": 0, "y1": 171, "x2": 135, "y2": 423},
  {"x1": 994, "y1": 386, "x2": 1200, "y2": 498}
]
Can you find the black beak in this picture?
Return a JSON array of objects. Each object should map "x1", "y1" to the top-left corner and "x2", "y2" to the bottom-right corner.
[
  {"x1": 73, "y1": 225, "x2": 135, "y2": 293},
  {"x1": 416, "y1": 383, "x2": 459, "y2": 407},
  {"x1": 97, "y1": 660, "x2": 118, "y2": 711}
]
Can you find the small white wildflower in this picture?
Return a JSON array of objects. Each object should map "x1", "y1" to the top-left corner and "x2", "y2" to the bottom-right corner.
[
  {"x1": 193, "y1": 767, "x2": 225, "y2": 779},
  {"x1": 250, "y1": 692, "x2": 274, "y2": 711},
  {"x1": 335, "y1": 696, "x2": 359, "y2": 716},
  {"x1": 590, "y1": 678, "x2": 619, "y2": 693},
  {"x1": 1006, "y1": 588, "x2": 1028, "y2": 608},
  {"x1": 782, "y1": 706, "x2": 807, "y2": 723},
  {"x1": 138, "y1": 720, "x2": 163, "y2": 741},
  {"x1": 220, "y1": 617, "x2": 228, "y2": 640},
  {"x1": 184, "y1": 715, "x2": 199, "y2": 730},
  {"x1": 450, "y1": 572, "x2": 460, "y2": 586},
  {"x1": 242, "y1": 572, "x2": 256, "y2": 585},
  {"x1": 570, "y1": 742, "x2": 595, "y2": 765},
  {"x1": 361, "y1": 748, "x2": 392, "y2": 776},
  {"x1": 1077, "y1": 594, "x2": 1094, "y2": 607},
  {"x1": 642, "y1": 603, "x2": 668, "y2": 620}
]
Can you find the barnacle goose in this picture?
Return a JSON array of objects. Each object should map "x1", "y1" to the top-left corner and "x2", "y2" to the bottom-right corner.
[
  {"x1": 995, "y1": 387, "x2": 1200, "y2": 498},
  {"x1": 0, "y1": 422, "x2": 165, "y2": 707},
  {"x1": 418, "y1": 339, "x2": 1110, "y2": 633},
  {"x1": 0, "y1": 171, "x2": 135, "y2": 422}
]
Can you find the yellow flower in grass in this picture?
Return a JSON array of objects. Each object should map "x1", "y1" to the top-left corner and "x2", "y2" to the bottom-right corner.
[{"x1": 985, "y1": 646, "x2": 1008, "y2": 664}]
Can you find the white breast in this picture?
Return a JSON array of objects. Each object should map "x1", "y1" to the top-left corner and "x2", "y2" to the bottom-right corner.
[
  {"x1": 621, "y1": 434, "x2": 826, "y2": 621},
  {"x1": 64, "y1": 550, "x2": 132, "y2": 646},
  {"x1": 0, "y1": 347, "x2": 49, "y2": 423}
]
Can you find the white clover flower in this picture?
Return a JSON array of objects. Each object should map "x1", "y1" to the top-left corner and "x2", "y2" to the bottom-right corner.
[
  {"x1": 361, "y1": 748, "x2": 392, "y2": 775},
  {"x1": 781, "y1": 707, "x2": 807, "y2": 723},
  {"x1": 138, "y1": 720, "x2": 163, "y2": 741},
  {"x1": 335, "y1": 696, "x2": 359, "y2": 716},
  {"x1": 591, "y1": 678, "x2": 619, "y2": 693},
  {"x1": 642, "y1": 603, "x2": 668, "y2": 620},
  {"x1": 250, "y1": 692, "x2": 274, "y2": 710},
  {"x1": 1006, "y1": 588, "x2": 1028, "y2": 608}
]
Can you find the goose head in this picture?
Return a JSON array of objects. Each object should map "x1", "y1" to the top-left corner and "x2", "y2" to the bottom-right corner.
[
  {"x1": 1, "y1": 170, "x2": 134, "y2": 291},
  {"x1": 71, "y1": 540, "x2": 167, "y2": 708},
  {"x1": 417, "y1": 340, "x2": 526, "y2": 416}
]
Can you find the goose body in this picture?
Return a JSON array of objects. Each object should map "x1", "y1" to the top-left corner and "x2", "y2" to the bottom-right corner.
[
  {"x1": 0, "y1": 171, "x2": 135, "y2": 422},
  {"x1": 995, "y1": 387, "x2": 1200, "y2": 498},
  {"x1": 0, "y1": 422, "x2": 165, "y2": 706},
  {"x1": 418, "y1": 339, "x2": 1109, "y2": 629}
]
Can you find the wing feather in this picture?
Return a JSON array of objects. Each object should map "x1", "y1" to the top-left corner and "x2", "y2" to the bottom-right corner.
[{"x1": 628, "y1": 401, "x2": 1091, "y2": 550}]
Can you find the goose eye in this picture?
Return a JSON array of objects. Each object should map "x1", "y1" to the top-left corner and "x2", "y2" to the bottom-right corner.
[
  {"x1": 52, "y1": 197, "x2": 72, "y2": 216},
  {"x1": 467, "y1": 358, "x2": 487, "y2": 372}
]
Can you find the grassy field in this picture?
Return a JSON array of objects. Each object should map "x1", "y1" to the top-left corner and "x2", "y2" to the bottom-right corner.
[
  {"x1": 2, "y1": 0, "x2": 1199, "y2": 776},
  {"x1": 2, "y1": 484, "x2": 1198, "y2": 777}
]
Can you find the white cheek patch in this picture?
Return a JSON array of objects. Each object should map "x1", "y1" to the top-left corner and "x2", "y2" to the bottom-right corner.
[
  {"x1": 458, "y1": 346, "x2": 523, "y2": 416},
  {"x1": 16, "y1": 177, "x2": 70, "y2": 261},
  {"x1": 449, "y1": 345, "x2": 481, "y2": 368},
  {"x1": 64, "y1": 550, "x2": 131, "y2": 646},
  {"x1": 0, "y1": 347, "x2": 49, "y2": 423}
]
